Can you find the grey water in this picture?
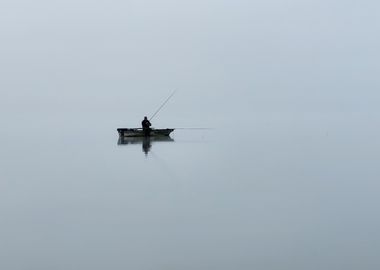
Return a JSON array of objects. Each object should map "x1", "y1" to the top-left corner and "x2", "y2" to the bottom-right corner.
[
  {"x1": 1, "y1": 0, "x2": 380, "y2": 268},
  {"x1": 1, "y1": 111, "x2": 379, "y2": 270}
]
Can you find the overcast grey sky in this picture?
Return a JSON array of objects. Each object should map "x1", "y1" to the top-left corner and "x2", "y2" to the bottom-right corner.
[
  {"x1": 1, "y1": 0, "x2": 379, "y2": 124},
  {"x1": 1, "y1": 2, "x2": 380, "y2": 269}
]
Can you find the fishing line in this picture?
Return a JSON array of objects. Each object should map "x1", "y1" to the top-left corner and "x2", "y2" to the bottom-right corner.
[{"x1": 149, "y1": 89, "x2": 177, "y2": 121}]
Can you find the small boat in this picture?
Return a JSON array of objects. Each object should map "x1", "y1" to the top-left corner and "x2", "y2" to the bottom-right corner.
[
  {"x1": 118, "y1": 91, "x2": 177, "y2": 138},
  {"x1": 118, "y1": 136, "x2": 174, "y2": 144},
  {"x1": 117, "y1": 128, "x2": 174, "y2": 137}
]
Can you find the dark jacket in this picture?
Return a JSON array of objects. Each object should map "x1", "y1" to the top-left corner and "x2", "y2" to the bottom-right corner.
[{"x1": 142, "y1": 119, "x2": 151, "y2": 129}]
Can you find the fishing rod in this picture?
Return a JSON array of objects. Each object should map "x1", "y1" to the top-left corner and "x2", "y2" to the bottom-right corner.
[
  {"x1": 173, "y1": 128, "x2": 214, "y2": 130},
  {"x1": 149, "y1": 89, "x2": 177, "y2": 121}
]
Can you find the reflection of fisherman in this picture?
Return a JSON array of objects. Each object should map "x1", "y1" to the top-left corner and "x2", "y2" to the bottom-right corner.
[
  {"x1": 142, "y1": 137, "x2": 152, "y2": 155},
  {"x1": 141, "y1": 116, "x2": 152, "y2": 136}
]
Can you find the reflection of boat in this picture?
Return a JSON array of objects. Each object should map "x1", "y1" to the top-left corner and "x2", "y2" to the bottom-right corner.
[
  {"x1": 117, "y1": 128, "x2": 174, "y2": 137},
  {"x1": 117, "y1": 136, "x2": 174, "y2": 155}
]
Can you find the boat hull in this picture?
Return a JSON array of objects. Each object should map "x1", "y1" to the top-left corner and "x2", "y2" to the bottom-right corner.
[{"x1": 117, "y1": 128, "x2": 174, "y2": 137}]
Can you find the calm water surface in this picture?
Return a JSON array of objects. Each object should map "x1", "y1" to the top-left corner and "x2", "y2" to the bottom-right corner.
[{"x1": 0, "y1": 112, "x2": 379, "y2": 269}]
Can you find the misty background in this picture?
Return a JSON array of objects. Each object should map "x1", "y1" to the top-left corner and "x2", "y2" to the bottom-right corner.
[
  {"x1": 1, "y1": 0, "x2": 379, "y2": 122},
  {"x1": 1, "y1": 0, "x2": 380, "y2": 269}
]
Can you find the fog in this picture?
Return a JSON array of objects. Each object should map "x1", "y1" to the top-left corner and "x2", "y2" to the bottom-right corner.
[
  {"x1": 1, "y1": 0, "x2": 380, "y2": 269},
  {"x1": 2, "y1": 0, "x2": 379, "y2": 118}
]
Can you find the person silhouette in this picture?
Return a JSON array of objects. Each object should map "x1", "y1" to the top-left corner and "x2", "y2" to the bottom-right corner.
[{"x1": 141, "y1": 116, "x2": 152, "y2": 136}]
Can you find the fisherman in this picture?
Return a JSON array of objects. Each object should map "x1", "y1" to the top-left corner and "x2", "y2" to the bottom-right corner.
[{"x1": 141, "y1": 116, "x2": 152, "y2": 136}]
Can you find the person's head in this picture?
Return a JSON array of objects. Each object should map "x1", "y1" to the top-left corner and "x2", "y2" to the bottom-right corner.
[{"x1": 144, "y1": 116, "x2": 148, "y2": 120}]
